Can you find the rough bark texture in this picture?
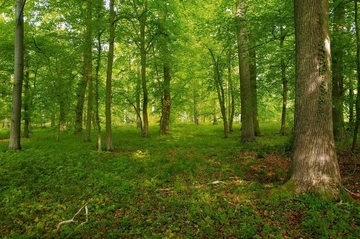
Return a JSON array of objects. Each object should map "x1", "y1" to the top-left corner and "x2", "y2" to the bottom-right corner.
[
  {"x1": 289, "y1": 0, "x2": 341, "y2": 199},
  {"x1": 9, "y1": 0, "x2": 25, "y2": 150},
  {"x1": 236, "y1": 0, "x2": 255, "y2": 142},
  {"x1": 105, "y1": 0, "x2": 115, "y2": 151},
  {"x1": 331, "y1": 0, "x2": 345, "y2": 141}
]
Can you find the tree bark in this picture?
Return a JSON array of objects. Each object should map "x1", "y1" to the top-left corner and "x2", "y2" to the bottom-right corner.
[
  {"x1": 23, "y1": 55, "x2": 30, "y2": 138},
  {"x1": 105, "y1": 0, "x2": 115, "y2": 151},
  {"x1": 9, "y1": 0, "x2": 26, "y2": 150},
  {"x1": 236, "y1": 0, "x2": 255, "y2": 142},
  {"x1": 279, "y1": 26, "x2": 288, "y2": 136},
  {"x1": 288, "y1": 0, "x2": 341, "y2": 199},
  {"x1": 353, "y1": 1, "x2": 360, "y2": 151},
  {"x1": 227, "y1": 50, "x2": 235, "y2": 132},
  {"x1": 84, "y1": 0, "x2": 93, "y2": 142},
  {"x1": 209, "y1": 48, "x2": 228, "y2": 138},
  {"x1": 249, "y1": 47, "x2": 260, "y2": 136},
  {"x1": 95, "y1": 30, "x2": 103, "y2": 151},
  {"x1": 140, "y1": 3, "x2": 149, "y2": 137}
]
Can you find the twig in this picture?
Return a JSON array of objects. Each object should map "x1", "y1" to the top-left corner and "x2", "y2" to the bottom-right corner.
[{"x1": 56, "y1": 198, "x2": 93, "y2": 236}]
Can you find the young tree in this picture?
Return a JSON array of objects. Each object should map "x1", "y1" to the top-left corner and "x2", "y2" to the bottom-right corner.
[
  {"x1": 287, "y1": 0, "x2": 341, "y2": 199},
  {"x1": 9, "y1": 0, "x2": 26, "y2": 150}
]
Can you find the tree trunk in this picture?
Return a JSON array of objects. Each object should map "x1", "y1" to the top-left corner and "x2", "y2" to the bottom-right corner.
[
  {"x1": 353, "y1": 1, "x2": 360, "y2": 151},
  {"x1": 140, "y1": 6, "x2": 149, "y2": 137},
  {"x1": 84, "y1": 0, "x2": 93, "y2": 142},
  {"x1": 9, "y1": 0, "x2": 26, "y2": 150},
  {"x1": 135, "y1": 64, "x2": 142, "y2": 129},
  {"x1": 288, "y1": 0, "x2": 341, "y2": 199},
  {"x1": 331, "y1": 0, "x2": 345, "y2": 141},
  {"x1": 95, "y1": 32, "x2": 102, "y2": 150},
  {"x1": 236, "y1": 0, "x2": 255, "y2": 142},
  {"x1": 23, "y1": 56, "x2": 30, "y2": 138},
  {"x1": 209, "y1": 48, "x2": 228, "y2": 138},
  {"x1": 279, "y1": 26, "x2": 288, "y2": 136},
  {"x1": 105, "y1": 0, "x2": 115, "y2": 151},
  {"x1": 228, "y1": 50, "x2": 235, "y2": 132},
  {"x1": 160, "y1": 63, "x2": 171, "y2": 135},
  {"x1": 249, "y1": 47, "x2": 260, "y2": 136}
]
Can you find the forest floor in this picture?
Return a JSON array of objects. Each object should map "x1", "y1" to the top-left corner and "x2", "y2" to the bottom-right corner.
[{"x1": 0, "y1": 122, "x2": 359, "y2": 238}]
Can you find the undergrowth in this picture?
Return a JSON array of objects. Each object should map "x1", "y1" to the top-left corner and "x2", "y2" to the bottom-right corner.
[{"x1": 0, "y1": 122, "x2": 359, "y2": 238}]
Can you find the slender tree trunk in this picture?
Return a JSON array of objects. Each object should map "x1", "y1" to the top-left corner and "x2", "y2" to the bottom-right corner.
[
  {"x1": 228, "y1": 51, "x2": 235, "y2": 132},
  {"x1": 105, "y1": 0, "x2": 115, "y2": 151},
  {"x1": 160, "y1": 63, "x2": 171, "y2": 135},
  {"x1": 209, "y1": 48, "x2": 228, "y2": 138},
  {"x1": 332, "y1": 0, "x2": 345, "y2": 141},
  {"x1": 287, "y1": 0, "x2": 341, "y2": 199},
  {"x1": 236, "y1": 0, "x2": 255, "y2": 142},
  {"x1": 95, "y1": 32, "x2": 102, "y2": 150},
  {"x1": 140, "y1": 7, "x2": 149, "y2": 137},
  {"x1": 83, "y1": 0, "x2": 93, "y2": 142},
  {"x1": 249, "y1": 47, "x2": 260, "y2": 136},
  {"x1": 23, "y1": 56, "x2": 30, "y2": 138},
  {"x1": 279, "y1": 26, "x2": 288, "y2": 136},
  {"x1": 349, "y1": 78, "x2": 354, "y2": 126},
  {"x1": 9, "y1": 0, "x2": 26, "y2": 150},
  {"x1": 353, "y1": 1, "x2": 360, "y2": 151},
  {"x1": 193, "y1": 89, "x2": 199, "y2": 125},
  {"x1": 136, "y1": 64, "x2": 142, "y2": 129}
]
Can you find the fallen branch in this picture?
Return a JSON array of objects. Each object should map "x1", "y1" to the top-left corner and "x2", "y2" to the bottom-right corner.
[{"x1": 56, "y1": 198, "x2": 93, "y2": 236}]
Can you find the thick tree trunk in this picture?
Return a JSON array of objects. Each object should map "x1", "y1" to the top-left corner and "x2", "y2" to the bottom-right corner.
[
  {"x1": 332, "y1": 0, "x2": 345, "y2": 141},
  {"x1": 105, "y1": 0, "x2": 115, "y2": 151},
  {"x1": 136, "y1": 65, "x2": 142, "y2": 129},
  {"x1": 236, "y1": 0, "x2": 255, "y2": 142},
  {"x1": 288, "y1": 0, "x2": 341, "y2": 199},
  {"x1": 84, "y1": 0, "x2": 93, "y2": 142},
  {"x1": 9, "y1": 0, "x2": 25, "y2": 150}
]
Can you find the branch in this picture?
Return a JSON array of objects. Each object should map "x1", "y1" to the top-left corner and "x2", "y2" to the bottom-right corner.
[{"x1": 56, "y1": 198, "x2": 93, "y2": 236}]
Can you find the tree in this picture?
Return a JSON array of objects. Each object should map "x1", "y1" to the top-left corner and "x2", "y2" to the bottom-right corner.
[
  {"x1": 83, "y1": 0, "x2": 93, "y2": 142},
  {"x1": 105, "y1": 0, "x2": 115, "y2": 151},
  {"x1": 9, "y1": 0, "x2": 26, "y2": 150},
  {"x1": 236, "y1": 0, "x2": 255, "y2": 142},
  {"x1": 287, "y1": 0, "x2": 341, "y2": 199},
  {"x1": 331, "y1": 0, "x2": 346, "y2": 140}
]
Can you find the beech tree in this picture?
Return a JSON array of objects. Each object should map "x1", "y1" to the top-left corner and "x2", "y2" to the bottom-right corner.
[
  {"x1": 9, "y1": 0, "x2": 26, "y2": 150},
  {"x1": 236, "y1": 0, "x2": 255, "y2": 142},
  {"x1": 287, "y1": 0, "x2": 342, "y2": 199},
  {"x1": 105, "y1": 0, "x2": 115, "y2": 151}
]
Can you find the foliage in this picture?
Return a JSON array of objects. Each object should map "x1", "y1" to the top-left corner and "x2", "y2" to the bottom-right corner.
[{"x1": 0, "y1": 124, "x2": 359, "y2": 238}]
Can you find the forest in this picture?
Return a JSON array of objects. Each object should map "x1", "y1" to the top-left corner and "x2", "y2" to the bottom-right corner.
[{"x1": 0, "y1": 0, "x2": 360, "y2": 238}]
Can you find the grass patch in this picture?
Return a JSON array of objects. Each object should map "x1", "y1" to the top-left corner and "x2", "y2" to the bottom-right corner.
[{"x1": 0, "y1": 123, "x2": 359, "y2": 238}]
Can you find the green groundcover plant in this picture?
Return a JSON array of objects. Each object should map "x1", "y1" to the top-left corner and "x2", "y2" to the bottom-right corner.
[{"x1": 0, "y1": 123, "x2": 359, "y2": 238}]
